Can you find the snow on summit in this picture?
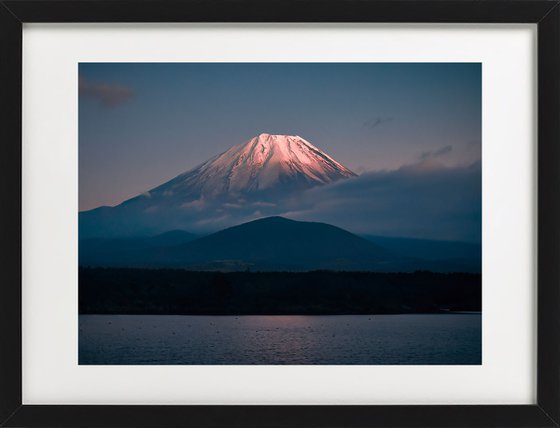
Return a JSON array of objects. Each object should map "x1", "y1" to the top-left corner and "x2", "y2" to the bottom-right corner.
[{"x1": 151, "y1": 133, "x2": 357, "y2": 199}]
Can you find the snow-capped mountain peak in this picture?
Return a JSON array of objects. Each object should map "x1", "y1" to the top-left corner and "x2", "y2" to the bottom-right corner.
[{"x1": 153, "y1": 133, "x2": 357, "y2": 198}]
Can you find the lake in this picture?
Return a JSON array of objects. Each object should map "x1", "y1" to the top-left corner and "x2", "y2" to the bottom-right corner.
[{"x1": 79, "y1": 313, "x2": 481, "y2": 365}]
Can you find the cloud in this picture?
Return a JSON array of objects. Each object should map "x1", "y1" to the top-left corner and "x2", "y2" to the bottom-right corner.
[
  {"x1": 79, "y1": 77, "x2": 134, "y2": 108},
  {"x1": 181, "y1": 198, "x2": 206, "y2": 210},
  {"x1": 363, "y1": 116, "x2": 393, "y2": 130},
  {"x1": 281, "y1": 160, "x2": 481, "y2": 242},
  {"x1": 253, "y1": 201, "x2": 276, "y2": 207},
  {"x1": 419, "y1": 145, "x2": 453, "y2": 161},
  {"x1": 223, "y1": 202, "x2": 242, "y2": 209},
  {"x1": 195, "y1": 214, "x2": 230, "y2": 226},
  {"x1": 164, "y1": 159, "x2": 480, "y2": 241},
  {"x1": 90, "y1": 159, "x2": 480, "y2": 242}
]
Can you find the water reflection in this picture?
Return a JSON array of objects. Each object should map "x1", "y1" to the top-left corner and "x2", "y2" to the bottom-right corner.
[{"x1": 79, "y1": 314, "x2": 481, "y2": 365}]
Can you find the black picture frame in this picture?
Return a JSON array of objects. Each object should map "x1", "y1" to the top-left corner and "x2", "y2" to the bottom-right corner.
[{"x1": 1, "y1": 1, "x2": 558, "y2": 427}]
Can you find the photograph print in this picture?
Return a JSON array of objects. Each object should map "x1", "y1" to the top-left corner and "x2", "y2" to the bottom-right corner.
[{"x1": 78, "y1": 63, "x2": 482, "y2": 365}]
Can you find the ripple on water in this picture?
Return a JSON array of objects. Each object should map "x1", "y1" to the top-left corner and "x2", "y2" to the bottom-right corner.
[{"x1": 79, "y1": 314, "x2": 481, "y2": 365}]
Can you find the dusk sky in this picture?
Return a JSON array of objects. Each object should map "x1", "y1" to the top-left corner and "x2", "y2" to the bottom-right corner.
[{"x1": 79, "y1": 63, "x2": 481, "y2": 213}]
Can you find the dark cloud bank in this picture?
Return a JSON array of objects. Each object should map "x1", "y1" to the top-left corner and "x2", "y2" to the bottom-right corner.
[
  {"x1": 169, "y1": 159, "x2": 482, "y2": 243},
  {"x1": 279, "y1": 160, "x2": 481, "y2": 243},
  {"x1": 80, "y1": 160, "x2": 481, "y2": 243}
]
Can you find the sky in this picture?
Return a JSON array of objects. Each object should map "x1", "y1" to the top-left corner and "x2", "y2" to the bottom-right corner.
[{"x1": 79, "y1": 63, "x2": 481, "y2": 212}]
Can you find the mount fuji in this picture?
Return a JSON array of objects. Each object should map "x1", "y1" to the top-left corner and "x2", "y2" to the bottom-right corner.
[
  {"x1": 80, "y1": 134, "x2": 357, "y2": 238},
  {"x1": 154, "y1": 133, "x2": 356, "y2": 198}
]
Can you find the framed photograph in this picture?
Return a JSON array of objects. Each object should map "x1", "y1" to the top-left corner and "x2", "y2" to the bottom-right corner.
[{"x1": 1, "y1": 1, "x2": 558, "y2": 427}]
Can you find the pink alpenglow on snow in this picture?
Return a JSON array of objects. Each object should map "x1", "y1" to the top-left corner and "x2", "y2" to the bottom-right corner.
[{"x1": 151, "y1": 133, "x2": 357, "y2": 199}]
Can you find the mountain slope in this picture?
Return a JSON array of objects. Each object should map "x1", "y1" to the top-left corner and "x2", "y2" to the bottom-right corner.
[
  {"x1": 150, "y1": 133, "x2": 356, "y2": 199},
  {"x1": 167, "y1": 216, "x2": 389, "y2": 270},
  {"x1": 363, "y1": 235, "x2": 481, "y2": 272},
  {"x1": 79, "y1": 217, "x2": 481, "y2": 272},
  {"x1": 79, "y1": 230, "x2": 198, "y2": 266},
  {"x1": 81, "y1": 217, "x2": 394, "y2": 271},
  {"x1": 80, "y1": 134, "x2": 356, "y2": 238}
]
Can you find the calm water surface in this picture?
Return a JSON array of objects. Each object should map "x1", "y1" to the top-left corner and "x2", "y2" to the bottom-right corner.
[{"x1": 79, "y1": 314, "x2": 481, "y2": 365}]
